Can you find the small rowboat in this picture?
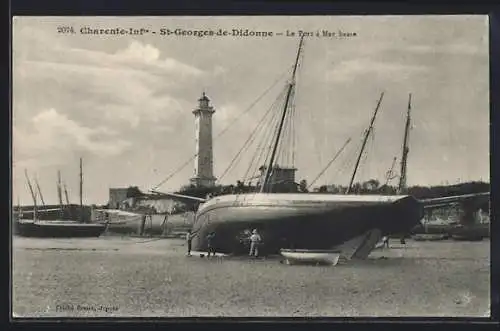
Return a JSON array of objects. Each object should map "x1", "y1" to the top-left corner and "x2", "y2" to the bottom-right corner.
[{"x1": 280, "y1": 249, "x2": 341, "y2": 266}]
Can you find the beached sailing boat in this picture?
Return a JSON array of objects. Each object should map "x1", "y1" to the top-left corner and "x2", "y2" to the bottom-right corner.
[
  {"x1": 152, "y1": 36, "x2": 422, "y2": 258},
  {"x1": 14, "y1": 158, "x2": 105, "y2": 238},
  {"x1": 152, "y1": 36, "x2": 488, "y2": 257}
]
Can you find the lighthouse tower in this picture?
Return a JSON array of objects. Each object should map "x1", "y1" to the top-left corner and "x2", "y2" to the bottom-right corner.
[{"x1": 190, "y1": 92, "x2": 217, "y2": 188}]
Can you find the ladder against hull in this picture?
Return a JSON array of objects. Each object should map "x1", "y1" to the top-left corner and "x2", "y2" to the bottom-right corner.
[{"x1": 331, "y1": 228, "x2": 383, "y2": 260}]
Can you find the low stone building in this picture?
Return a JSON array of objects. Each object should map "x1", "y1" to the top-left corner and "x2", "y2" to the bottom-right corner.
[{"x1": 108, "y1": 188, "x2": 129, "y2": 209}]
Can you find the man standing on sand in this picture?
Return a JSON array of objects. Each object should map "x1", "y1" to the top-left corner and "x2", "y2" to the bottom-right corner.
[
  {"x1": 383, "y1": 236, "x2": 390, "y2": 248},
  {"x1": 249, "y1": 229, "x2": 262, "y2": 257},
  {"x1": 206, "y1": 231, "x2": 216, "y2": 258}
]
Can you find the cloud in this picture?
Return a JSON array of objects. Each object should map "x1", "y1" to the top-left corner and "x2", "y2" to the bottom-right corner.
[
  {"x1": 326, "y1": 58, "x2": 428, "y2": 82},
  {"x1": 113, "y1": 41, "x2": 204, "y2": 76},
  {"x1": 13, "y1": 108, "x2": 131, "y2": 168},
  {"x1": 212, "y1": 65, "x2": 228, "y2": 77},
  {"x1": 406, "y1": 43, "x2": 487, "y2": 56},
  {"x1": 14, "y1": 37, "x2": 199, "y2": 129},
  {"x1": 11, "y1": 17, "x2": 489, "y2": 205},
  {"x1": 117, "y1": 40, "x2": 161, "y2": 62},
  {"x1": 14, "y1": 24, "x2": 204, "y2": 78},
  {"x1": 212, "y1": 103, "x2": 241, "y2": 131}
]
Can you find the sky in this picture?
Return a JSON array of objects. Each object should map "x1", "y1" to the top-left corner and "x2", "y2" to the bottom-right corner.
[{"x1": 12, "y1": 15, "x2": 489, "y2": 205}]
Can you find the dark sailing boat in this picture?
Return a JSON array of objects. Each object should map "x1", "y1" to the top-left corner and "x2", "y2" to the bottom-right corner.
[
  {"x1": 153, "y1": 36, "x2": 488, "y2": 257},
  {"x1": 154, "y1": 37, "x2": 421, "y2": 258},
  {"x1": 14, "y1": 158, "x2": 105, "y2": 238}
]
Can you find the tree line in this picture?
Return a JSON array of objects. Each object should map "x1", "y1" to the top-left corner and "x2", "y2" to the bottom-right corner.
[
  {"x1": 173, "y1": 179, "x2": 488, "y2": 198},
  {"x1": 119, "y1": 180, "x2": 489, "y2": 213},
  {"x1": 124, "y1": 179, "x2": 489, "y2": 200},
  {"x1": 315, "y1": 179, "x2": 489, "y2": 199}
]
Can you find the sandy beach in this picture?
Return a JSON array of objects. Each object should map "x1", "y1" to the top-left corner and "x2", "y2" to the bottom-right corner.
[{"x1": 12, "y1": 236, "x2": 490, "y2": 318}]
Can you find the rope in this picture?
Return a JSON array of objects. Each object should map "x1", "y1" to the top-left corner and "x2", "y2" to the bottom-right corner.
[
  {"x1": 152, "y1": 67, "x2": 292, "y2": 191},
  {"x1": 242, "y1": 88, "x2": 287, "y2": 183},
  {"x1": 218, "y1": 94, "x2": 280, "y2": 182},
  {"x1": 265, "y1": 89, "x2": 293, "y2": 191},
  {"x1": 257, "y1": 99, "x2": 286, "y2": 189},
  {"x1": 326, "y1": 133, "x2": 364, "y2": 187},
  {"x1": 274, "y1": 109, "x2": 288, "y2": 167},
  {"x1": 243, "y1": 87, "x2": 288, "y2": 180},
  {"x1": 197, "y1": 45, "x2": 305, "y2": 191},
  {"x1": 262, "y1": 50, "x2": 304, "y2": 191},
  {"x1": 308, "y1": 137, "x2": 352, "y2": 189},
  {"x1": 282, "y1": 97, "x2": 293, "y2": 166},
  {"x1": 357, "y1": 128, "x2": 377, "y2": 187},
  {"x1": 291, "y1": 99, "x2": 297, "y2": 168},
  {"x1": 282, "y1": 95, "x2": 295, "y2": 167},
  {"x1": 357, "y1": 139, "x2": 371, "y2": 186}
]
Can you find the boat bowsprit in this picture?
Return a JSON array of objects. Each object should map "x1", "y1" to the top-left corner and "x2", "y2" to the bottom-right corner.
[{"x1": 280, "y1": 249, "x2": 341, "y2": 266}]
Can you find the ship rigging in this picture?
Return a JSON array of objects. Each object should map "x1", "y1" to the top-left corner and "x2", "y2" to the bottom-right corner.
[{"x1": 147, "y1": 37, "x2": 488, "y2": 257}]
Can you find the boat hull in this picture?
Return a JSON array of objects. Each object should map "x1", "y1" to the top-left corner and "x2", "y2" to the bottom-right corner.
[
  {"x1": 191, "y1": 193, "x2": 423, "y2": 255},
  {"x1": 14, "y1": 220, "x2": 106, "y2": 238}
]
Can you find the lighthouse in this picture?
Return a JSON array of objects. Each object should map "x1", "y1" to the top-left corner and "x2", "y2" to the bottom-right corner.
[{"x1": 190, "y1": 92, "x2": 217, "y2": 188}]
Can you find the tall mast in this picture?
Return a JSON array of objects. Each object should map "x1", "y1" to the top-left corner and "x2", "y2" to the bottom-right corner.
[
  {"x1": 260, "y1": 36, "x2": 304, "y2": 193},
  {"x1": 16, "y1": 195, "x2": 20, "y2": 220},
  {"x1": 24, "y1": 170, "x2": 38, "y2": 221},
  {"x1": 398, "y1": 93, "x2": 412, "y2": 194},
  {"x1": 384, "y1": 157, "x2": 398, "y2": 186},
  {"x1": 79, "y1": 157, "x2": 83, "y2": 222},
  {"x1": 63, "y1": 182, "x2": 70, "y2": 205},
  {"x1": 34, "y1": 176, "x2": 46, "y2": 209},
  {"x1": 346, "y1": 92, "x2": 385, "y2": 194},
  {"x1": 57, "y1": 170, "x2": 64, "y2": 218}
]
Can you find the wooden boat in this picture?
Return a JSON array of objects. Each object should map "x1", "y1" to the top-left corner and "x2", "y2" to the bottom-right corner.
[
  {"x1": 15, "y1": 158, "x2": 105, "y2": 238},
  {"x1": 152, "y1": 37, "x2": 489, "y2": 258},
  {"x1": 449, "y1": 224, "x2": 489, "y2": 241},
  {"x1": 14, "y1": 219, "x2": 105, "y2": 238},
  {"x1": 412, "y1": 233, "x2": 449, "y2": 241},
  {"x1": 451, "y1": 234, "x2": 484, "y2": 241},
  {"x1": 280, "y1": 249, "x2": 341, "y2": 266},
  {"x1": 186, "y1": 38, "x2": 422, "y2": 257},
  {"x1": 191, "y1": 193, "x2": 422, "y2": 255},
  {"x1": 411, "y1": 223, "x2": 454, "y2": 235}
]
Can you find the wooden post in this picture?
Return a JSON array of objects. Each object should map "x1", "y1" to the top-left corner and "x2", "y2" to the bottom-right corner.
[
  {"x1": 138, "y1": 214, "x2": 146, "y2": 236},
  {"x1": 148, "y1": 215, "x2": 153, "y2": 237},
  {"x1": 25, "y1": 170, "x2": 38, "y2": 222},
  {"x1": 161, "y1": 214, "x2": 169, "y2": 237},
  {"x1": 63, "y1": 182, "x2": 70, "y2": 205},
  {"x1": 57, "y1": 170, "x2": 64, "y2": 218},
  {"x1": 79, "y1": 158, "x2": 83, "y2": 222},
  {"x1": 16, "y1": 196, "x2": 21, "y2": 220}
]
